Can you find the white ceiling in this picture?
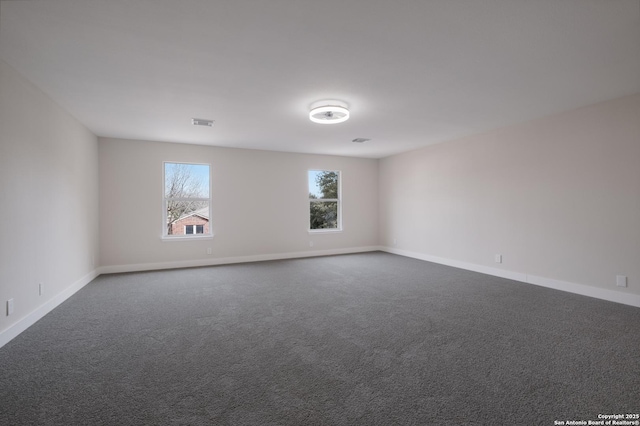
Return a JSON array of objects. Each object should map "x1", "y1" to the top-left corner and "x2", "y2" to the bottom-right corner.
[{"x1": 1, "y1": 0, "x2": 639, "y2": 158}]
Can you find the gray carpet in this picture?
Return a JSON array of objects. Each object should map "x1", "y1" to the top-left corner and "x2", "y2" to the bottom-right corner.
[{"x1": 1, "y1": 252, "x2": 639, "y2": 425}]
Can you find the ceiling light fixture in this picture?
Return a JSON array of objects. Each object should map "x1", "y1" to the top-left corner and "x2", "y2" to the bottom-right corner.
[{"x1": 309, "y1": 100, "x2": 349, "y2": 124}]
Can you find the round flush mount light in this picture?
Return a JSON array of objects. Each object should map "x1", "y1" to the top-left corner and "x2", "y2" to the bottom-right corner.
[{"x1": 309, "y1": 100, "x2": 349, "y2": 124}]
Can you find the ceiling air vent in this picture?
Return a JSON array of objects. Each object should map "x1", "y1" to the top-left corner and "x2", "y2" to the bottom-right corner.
[
  {"x1": 192, "y1": 118, "x2": 214, "y2": 127},
  {"x1": 352, "y1": 138, "x2": 370, "y2": 143}
]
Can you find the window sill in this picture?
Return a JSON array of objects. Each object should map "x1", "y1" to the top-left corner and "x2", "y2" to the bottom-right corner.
[
  {"x1": 161, "y1": 234, "x2": 214, "y2": 242},
  {"x1": 308, "y1": 229, "x2": 342, "y2": 234}
]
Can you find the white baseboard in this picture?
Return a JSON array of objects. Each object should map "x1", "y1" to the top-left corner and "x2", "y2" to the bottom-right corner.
[
  {"x1": 382, "y1": 247, "x2": 528, "y2": 282},
  {"x1": 381, "y1": 246, "x2": 640, "y2": 308},
  {"x1": 98, "y1": 246, "x2": 381, "y2": 275},
  {"x1": 1, "y1": 247, "x2": 378, "y2": 347},
  {"x1": 5, "y1": 246, "x2": 634, "y2": 350},
  {"x1": 0, "y1": 269, "x2": 99, "y2": 348},
  {"x1": 525, "y1": 274, "x2": 640, "y2": 308}
]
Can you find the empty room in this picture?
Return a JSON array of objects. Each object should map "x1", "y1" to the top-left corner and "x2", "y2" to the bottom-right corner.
[{"x1": 1, "y1": 1, "x2": 639, "y2": 425}]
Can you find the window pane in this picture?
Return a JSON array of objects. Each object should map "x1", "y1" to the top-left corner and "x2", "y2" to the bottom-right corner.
[
  {"x1": 166, "y1": 200, "x2": 209, "y2": 235},
  {"x1": 310, "y1": 201, "x2": 338, "y2": 229},
  {"x1": 309, "y1": 170, "x2": 338, "y2": 199},
  {"x1": 163, "y1": 161, "x2": 211, "y2": 238},
  {"x1": 165, "y1": 163, "x2": 209, "y2": 198}
]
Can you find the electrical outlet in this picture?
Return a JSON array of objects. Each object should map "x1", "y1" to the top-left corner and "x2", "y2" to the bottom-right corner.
[
  {"x1": 206, "y1": 247, "x2": 212, "y2": 255},
  {"x1": 309, "y1": 241, "x2": 314, "y2": 247},
  {"x1": 39, "y1": 283, "x2": 43, "y2": 296},
  {"x1": 7, "y1": 299, "x2": 14, "y2": 316},
  {"x1": 393, "y1": 238, "x2": 397, "y2": 246},
  {"x1": 495, "y1": 254, "x2": 502, "y2": 263},
  {"x1": 616, "y1": 275, "x2": 628, "y2": 288}
]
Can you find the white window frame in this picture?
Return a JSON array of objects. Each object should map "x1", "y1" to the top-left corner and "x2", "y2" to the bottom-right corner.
[
  {"x1": 308, "y1": 169, "x2": 342, "y2": 233},
  {"x1": 162, "y1": 161, "x2": 212, "y2": 240}
]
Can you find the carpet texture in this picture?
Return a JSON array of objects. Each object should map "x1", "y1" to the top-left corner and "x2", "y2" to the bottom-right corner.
[{"x1": 1, "y1": 252, "x2": 639, "y2": 425}]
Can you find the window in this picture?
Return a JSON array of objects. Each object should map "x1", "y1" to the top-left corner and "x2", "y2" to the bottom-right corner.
[
  {"x1": 185, "y1": 225, "x2": 204, "y2": 235},
  {"x1": 163, "y1": 162, "x2": 211, "y2": 238},
  {"x1": 309, "y1": 170, "x2": 341, "y2": 231}
]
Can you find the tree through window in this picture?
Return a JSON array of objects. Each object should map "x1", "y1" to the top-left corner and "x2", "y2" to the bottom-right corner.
[
  {"x1": 164, "y1": 162, "x2": 211, "y2": 237},
  {"x1": 309, "y1": 170, "x2": 341, "y2": 231}
]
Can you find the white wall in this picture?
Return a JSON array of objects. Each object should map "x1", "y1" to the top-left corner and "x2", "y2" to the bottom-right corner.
[
  {"x1": 379, "y1": 93, "x2": 640, "y2": 304},
  {"x1": 98, "y1": 138, "x2": 378, "y2": 271},
  {"x1": 0, "y1": 59, "x2": 99, "y2": 345}
]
